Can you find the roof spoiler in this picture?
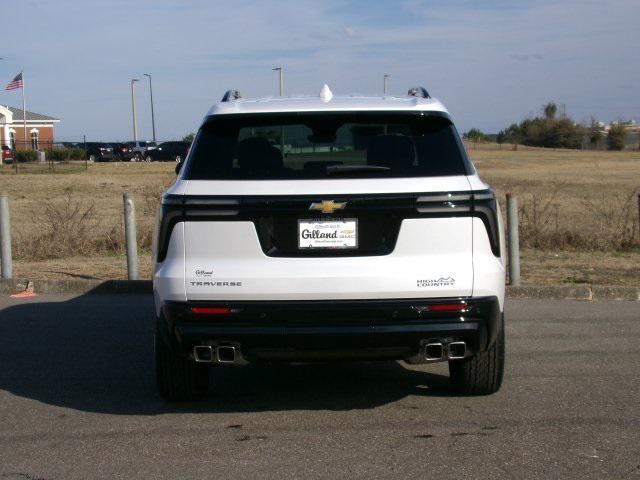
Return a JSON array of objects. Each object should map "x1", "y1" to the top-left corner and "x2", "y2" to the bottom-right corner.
[
  {"x1": 221, "y1": 89, "x2": 242, "y2": 102},
  {"x1": 407, "y1": 87, "x2": 430, "y2": 99}
]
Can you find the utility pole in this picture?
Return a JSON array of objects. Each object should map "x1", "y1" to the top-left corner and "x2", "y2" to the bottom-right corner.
[
  {"x1": 143, "y1": 73, "x2": 156, "y2": 142},
  {"x1": 21, "y1": 71, "x2": 27, "y2": 151},
  {"x1": 130, "y1": 79, "x2": 139, "y2": 143},
  {"x1": 272, "y1": 67, "x2": 285, "y2": 155},
  {"x1": 384, "y1": 74, "x2": 389, "y2": 95},
  {"x1": 272, "y1": 67, "x2": 284, "y2": 96}
]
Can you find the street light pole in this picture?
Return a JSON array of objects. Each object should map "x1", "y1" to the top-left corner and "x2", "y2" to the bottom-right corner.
[
  {"x1": 272, "y1": 67, "x2": 284, "y2": 96},
  {"x1": 130, "y1": 79, "x2": 139, "y2": 143},
  {"x1": 272, "y1": 67, "x2": 285, "y2": 156},
  {"x1": 383, "y1": 74, "x2": 389, "y2": 95},
  {"x1": 143, "y1": 73, "x2": 156, "y2": 142}
]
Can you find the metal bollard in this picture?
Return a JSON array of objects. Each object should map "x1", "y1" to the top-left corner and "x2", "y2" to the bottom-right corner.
[
  {"x1": 123, "y1": 193, "x2": 139, "y2": 280},
  {"x1": 0, "y1": 194, "x2": 13, "y2": 279},
  {"x1": 506, "y1": 194, "x2": 520, "y2": 286}
]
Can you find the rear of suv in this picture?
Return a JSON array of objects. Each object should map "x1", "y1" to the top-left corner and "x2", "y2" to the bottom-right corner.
[
  {"x1": 84, "y1": 142, "x2": 114, "y2": 162},
  {"x1": 153, "y1": 85, "x2": 506, "y2": 401}
]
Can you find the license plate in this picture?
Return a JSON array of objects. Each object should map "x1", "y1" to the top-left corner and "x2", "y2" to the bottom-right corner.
[{"x1": 298, "y1": 218, "x2": 358, "y2": 249}]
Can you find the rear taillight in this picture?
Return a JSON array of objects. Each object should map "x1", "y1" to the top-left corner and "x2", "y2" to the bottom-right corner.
[
  {"x1": 156, "y1": 195, "x2": 241, "y2": 263},
  {"x1": 415, "y1": 189, "x2": 500, "y2": 258},
  {"x1": 412, "y1": 303, "x2": 468, "y2": 314},
  {"x1": 415, "y1": 193, "x2": 472, "y2": 213},
  {"x1": 427, "y1": 303, "x2": 467, "y2": 313},
  {"x1": 191, "y1": 306, "x2": 236, "y2": 315}
]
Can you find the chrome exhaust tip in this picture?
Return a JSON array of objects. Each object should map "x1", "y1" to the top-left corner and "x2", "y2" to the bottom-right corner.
[
  {"x1": 193, "y1": 345, "x2": 214, "y2": 363},
  {"x1": 216, "y1": 345, "x2": 237, "y2": 363},
  {"x1": 448, "y1": 341, "x2": 467, "y2": 360},
  {"x1": 425, "y1": 342, "x2": 444, "y2": 361}
]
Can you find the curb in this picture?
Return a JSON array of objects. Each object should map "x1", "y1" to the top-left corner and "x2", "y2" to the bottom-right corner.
[
  {"x1": 0, "y1": 279, "x2": 152, "y2": 295},
  {"x1": 1, "y1": 279, "x2": 638, "y2": 301},
  {"x1": 506, "y1": 285, "x2": 593, "y2": 300}
]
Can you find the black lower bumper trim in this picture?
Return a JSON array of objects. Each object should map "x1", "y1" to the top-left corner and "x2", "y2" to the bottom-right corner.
[{"x1": 160, "y1": 296, "x2": 501, "y2": 361}]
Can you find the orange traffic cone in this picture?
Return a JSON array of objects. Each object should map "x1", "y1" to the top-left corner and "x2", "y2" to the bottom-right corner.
[{"x1": 10, "y1": 281, "x2": 37, "y2": 298}]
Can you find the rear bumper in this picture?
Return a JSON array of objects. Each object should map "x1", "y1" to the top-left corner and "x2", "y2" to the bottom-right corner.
[{"x1": 159, "y1": 296, "x2": 501, "y2": 362}]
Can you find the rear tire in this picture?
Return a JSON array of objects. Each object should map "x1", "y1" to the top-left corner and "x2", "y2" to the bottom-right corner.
[
  {"x1": 155, "y1": 324, "x2": 209, "y2": 401},
  {"x1": 449, "y1": 314, "x2": 505, "y2": 395}
]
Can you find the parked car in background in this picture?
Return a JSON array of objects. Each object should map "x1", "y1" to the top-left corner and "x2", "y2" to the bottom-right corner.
[
  {"x1": 84, "y1": 142, "x2": 114, "y2": 162},
  {"x1": 110, "y1": 143, "x2": 134, "y2": 161},
  {"x1": 1, "y1": 145, "x2": 13, "y2": 163},
  {"x1": 144, "y1": 141, "x2": 190, "y2": 162},
  {"x1": 127, "y1": 141, "x2": 157, "y2": 160}
]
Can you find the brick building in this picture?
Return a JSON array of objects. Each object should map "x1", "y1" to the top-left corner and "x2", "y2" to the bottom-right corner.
[{"x1": 0, "y1": 105, "x2": 60, "y2": 150}]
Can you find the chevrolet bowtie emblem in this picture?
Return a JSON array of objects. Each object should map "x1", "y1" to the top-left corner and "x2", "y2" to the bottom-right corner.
[{"x1": 309, "y1": 200, "x2": 347, "y2": 214}]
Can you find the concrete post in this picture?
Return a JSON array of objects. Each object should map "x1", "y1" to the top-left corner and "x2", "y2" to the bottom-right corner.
[
  {"x1": 506, "y1": 194, "x2": 521, "y2": 286},
  {"x1": 123, "y1": 193, "x2": 139, "y2": 280},
  {"x1": 0, "y1": 194, "x2": 13, "y2": 279}
]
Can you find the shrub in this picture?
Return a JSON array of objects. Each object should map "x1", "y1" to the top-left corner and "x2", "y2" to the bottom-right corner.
[
  {"x1": 463, "y1": 128, "x2": 487, "y2": 142},
  {"x1": 44, "y1": 148, "x2": 87, "y2": 161},
  {"x1": 517, "y1": 117, "x2": 583, "y2": 149},
  {"x1": 46, "y1": 149, "x2": 67, "y2": 161},
  {"x1": 515, "y1": 188, "x2": 639, "y2": 251},
  {"x1": 14, "y1": 150, "x2": 38, "y2": 163},
  {"x1": 607, "y1": 124, "x2": 626, "y2": 151},
  {"x1": 69, "y1": 148, "x2": 85, "y2": 160},
  {"x1": 500, "y1": 103, "x2": 584, "y2": 149},
  {"x1": 14, "y1": 194, "x2": 119, "y2": 260}
]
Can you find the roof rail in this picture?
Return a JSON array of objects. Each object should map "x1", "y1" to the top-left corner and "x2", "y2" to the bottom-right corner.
[
  {"x1": 407, "y1": 87, "x2": 430, "y2": 99},
  {"x1": 221, "y1": 89, "x2": 242, "y2": 102}
]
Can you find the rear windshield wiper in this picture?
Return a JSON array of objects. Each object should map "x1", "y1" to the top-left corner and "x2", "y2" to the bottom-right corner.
[{"x1": 326, "y1": 165, "x2": 391, "y2": 175}]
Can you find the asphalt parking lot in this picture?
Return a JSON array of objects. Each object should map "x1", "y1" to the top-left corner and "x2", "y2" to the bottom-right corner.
[{"x1": 0, "y1": 295, "x2": 638, "y2": 479}]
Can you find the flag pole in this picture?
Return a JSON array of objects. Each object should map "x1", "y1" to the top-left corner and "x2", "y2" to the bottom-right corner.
[{"x1": 21, "y1": 71, "x2": 27, "y2": 151}]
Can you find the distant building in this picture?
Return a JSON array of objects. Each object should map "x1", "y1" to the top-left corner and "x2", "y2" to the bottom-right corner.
[
  {"x1": 0, "y1": 105, "x2": 60, "y2": 150},
  {"x1": 602, "y1": 119, "x2": 639, "y2": 133}
]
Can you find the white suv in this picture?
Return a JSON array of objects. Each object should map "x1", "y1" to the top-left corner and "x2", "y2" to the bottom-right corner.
[{"x1": 153, "y1": 85, "x2": 506, "y2": 401}]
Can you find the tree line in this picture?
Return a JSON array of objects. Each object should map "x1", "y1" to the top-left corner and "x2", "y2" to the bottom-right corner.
[{"x1": 463, "y1": 102, "x2": 631, "y2": 150}]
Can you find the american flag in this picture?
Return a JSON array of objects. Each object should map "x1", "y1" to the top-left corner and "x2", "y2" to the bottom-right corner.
[{"x1": 5, "y1": 73, "x2": 23, "y2": 91}]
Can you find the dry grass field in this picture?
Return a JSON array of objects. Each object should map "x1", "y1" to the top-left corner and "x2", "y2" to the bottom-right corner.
[{"x1": 1, "y1": 144, "x2": 639, "y2": 286}]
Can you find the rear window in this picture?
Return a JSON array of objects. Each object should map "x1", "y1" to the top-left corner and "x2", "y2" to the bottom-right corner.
[{"x1": 184, "y1": 112, "x2": 472, "y2": 180}]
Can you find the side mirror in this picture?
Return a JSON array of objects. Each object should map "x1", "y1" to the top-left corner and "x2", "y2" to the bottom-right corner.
[{"x1": 175, "y1": 160, "x2": 183, "y2": 175}]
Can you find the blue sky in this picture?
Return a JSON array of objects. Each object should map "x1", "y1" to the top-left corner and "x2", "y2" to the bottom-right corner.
[{"x1": 1, "y1": 0, "x2": 638, "y2": 141}]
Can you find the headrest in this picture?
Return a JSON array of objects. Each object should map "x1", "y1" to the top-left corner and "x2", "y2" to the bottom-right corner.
[{"x1": 236, "y1": 137, "x2": 283, "y2": 172}]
